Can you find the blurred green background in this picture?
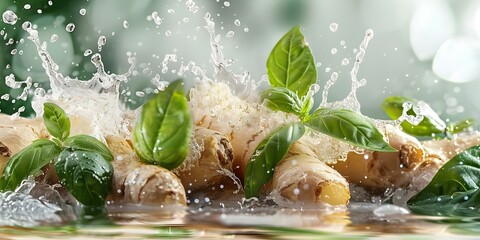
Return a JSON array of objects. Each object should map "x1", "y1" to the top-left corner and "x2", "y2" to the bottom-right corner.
[{"x1": 1, "y1": 0, "x2": 480, "y2": 124}]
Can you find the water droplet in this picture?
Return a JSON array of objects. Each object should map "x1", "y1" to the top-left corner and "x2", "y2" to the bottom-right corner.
[
  {"x1": 66, "y1": 23, "x2": 75, "y2": 32},
  {"x1": 329, "y1": 23, "x2": 338, "y2": 32},
  {"x1": 325, "y1": 67, "x2": 331, "y2": 73},
  {"x1": 123, "y1": 20, "x2": 129, "y2": 29},
  {"x1": 151, "y1": 11, "x2": 162, "y2": 25},
  {"x1": 341, "y1": 58, "x2": 350, "y2": 66},
  {"x1": 50, "y1": 34, "x2": 58, "y2": 43},
  {"x1": 34, "y1": 88, "x2": 45, "y2": 97},
  {"x1": 167, "y1": 9, "x2": 175, "y2": 14},
  {"x1": 165, "y1": 30, "x2": 172, "y2": 36},
  {"x1": 22, "y1": 21, "x2": 32, "y2": 30},
  {"x1": 2, "y1": 10, "x2": 18, "y2": 25},
  {"x1": 234, "y1": 19, "x2": 241, "y2": 26},
  {"x1": 183, "y1": 17, "x2": 189, "y2": 23},
  {"x1": 10, "y1": 49, "x2": 17, "y2": 55},
  {"x1": 79, "y1": 8, "x2": 86, "y2": 16},
  {"x1": 24, "y1": 4, "x2": 31, "y2": 10},
  {"x1": 226, "y1": 31, "x2": 234, "y2": 38},
  {"x1": 84, "y1": 49, "x2": 92, "y2": 56},
  {"x1": 293, "y1": 188, "x2": 300, "y2": 195},
  {"x1": 243, "y1": 27, "x2": 249, "y2": 32},
  {"x1": 135, "y1": 91, "x2": 145, "y2": 97},
  {"x1": 331, "y1": 48, "x2": 337, "y2": 54},
  {"x1": 224, "y1": 1, "x2": 230, "y2": 7},
  {"x1": 97, "y1": 36, "x2": 106, "y2": 51},
  {"x1": 48, "y1": 1, "x2": 53, "y2": 6},
  {"x1": 340, "y1": 40, "x2": 346, "y2": 46}
]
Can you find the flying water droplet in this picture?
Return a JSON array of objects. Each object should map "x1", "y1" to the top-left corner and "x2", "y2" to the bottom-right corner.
[
  {"x1": 22, "y1": 21, "x2": 32, "y2": 30},
  {"x1": 341, "y1": 58, "x2": 350, "y2": 66},
  {"x1": 226, "y1": 31, "x2": 234, "y2": 38},
  {"x1": 234, "y1": 19, "x2": 241, "y2": 26},
  {"x1": 224, "y1": 1, "x2": 231, "y2": 7},
  {"x1": 50, "y1": 34, "x2": 58, "y2": 43},
  {"x1": 79, "y1": 8, "x2": 86, "y2": 16},
  {"x1": 97, "y1": 36, "x2": 106, "y2": 52},
  {"x1": 84, "y1": 49, "x2": 92, "y2": 56},
  {"x1": 167, "y1": 9, "x2": 175, "y2": 14},
  {"x1": 151, "y1": 11, "x2": 162, "y2": 25},
  {"x1": 65, "y1": 23, "x2": 75, "y2": 32},
  {"x1": 24, "y1": 4, "x2": 31, "y2": 10},
  {"x1": 2, "y1": 10, "x2": 18, "y2": 25},
  {"x1": 123, "y1": 20, "x2": 129, "y2": 29},
  {"x1": 330, "y1": 23, "x2": 338, "y2": 32},
  {"x1": 331, "y1": 48, "x2": 337, "y2": 54}
]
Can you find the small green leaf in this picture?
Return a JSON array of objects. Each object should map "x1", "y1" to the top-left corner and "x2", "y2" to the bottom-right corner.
[
  {"x1": 261, "y1": 87, "x2": 303, "y2": 116},
  {"x1": 407, "y1": 145, "x2": 480, "y2": 216},
  {"x1": 244, "y1": 123, "x2": 305, "y2": 198},
  {"x1": 382, "y1": 96, "x2": 446, "y2": 136},
  {"x1": 305, "y1": 108, "x2": 396, "y2": 152},
  {"x1": 132, "y1": 79, "x2": 192, "y2": 170},
  {"x1": 0, "y1": 139, "x2": 62, "y2": 191},
  {"x1": 55, "y1": 149, "x2": 113, "y2": 207},
  {"x1": 43, "y1": 102, "x2": 71, "y2": 141},
  {"x1": 64, "y1": 135, "x2": 113, "y2": 161},
  {"x1": 447, "y1": 118, "x2": 475, "y2": 135},
  {"x1": 267, "y1": 26, "x2": 317, "y2": 97}
]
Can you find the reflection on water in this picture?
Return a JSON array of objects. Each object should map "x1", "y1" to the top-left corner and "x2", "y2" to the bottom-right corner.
[{"x1": 1, "y1": 202, "x2": 480, "y2": 239}]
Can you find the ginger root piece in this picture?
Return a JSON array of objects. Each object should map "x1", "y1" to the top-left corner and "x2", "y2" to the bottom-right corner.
[
  {"x1": 106, "y1": 136, "x2": 187, "y2": 206},
  {"x1": 173, "y1": 127, "x2": 235, "y2": 190},
  {"x1": 330, "y1": 124, "x2": 429, "y2": 190},
  {"x1": 267, "y1": 141, "x2": 350, "y2": 207},
  {"x1": 189, "y1": 82, "x2": 296, "y2": 181},
  {"x1": 0, "y1": 114, "x2": 44, "y2": 173},
  {"x1": 332, "y1": 124, "x2": 480, "y2": 192}
]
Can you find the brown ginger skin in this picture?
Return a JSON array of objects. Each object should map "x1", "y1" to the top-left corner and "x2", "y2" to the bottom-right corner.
[
  {"x1": 173, "y1": 127, "x2": 234, "y2": 190},
  {"x1": 106, "y1": 136, "x2": 187, "y2": 206}
]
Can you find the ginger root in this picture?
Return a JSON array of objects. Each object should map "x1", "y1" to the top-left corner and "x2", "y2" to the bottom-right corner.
[
  {"x1": 267, "y1": 141, "x2": 350, "y2": 207},
  {"x1": 106, "y1": 136, "x2": 187, "y2": 206},
  {"x1": 332, "y1": 124, "x2": 480, "y2": 192},
  {"x1": 173, "y1": 127, "x2": 235, "y2": 190}
]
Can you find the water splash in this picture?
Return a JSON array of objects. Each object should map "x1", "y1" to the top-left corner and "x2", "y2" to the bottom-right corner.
[
  {"x1": 320, "y1": 29, "x2": 374, "y2": 113},
  {"x1": 21, "y1": 21, "x2": 137, "y2": 137}
]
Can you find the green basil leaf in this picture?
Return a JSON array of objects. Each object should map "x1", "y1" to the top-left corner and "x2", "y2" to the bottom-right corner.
[
  {"x1": 0, "y1": 139, "x2": 62, "y2": 191},
  {"x1": 382, "y1": 96, "x2": 446, "y2": 136},
  {"x1": 407, "y1": 145, "x2": 480, "y2": 216},
  {"x1": 447, "y1": 118, "x2": 475, "y2": 135},
  {"x1": 55, "y1": 149, "x2": 113, "y2": 207},
  {"x1": 305, "y1": 108, "x2": 396, "y2": 152},
  {"x1": 43, "y1": 102, "x2": 71, "y2": 141},
  {"x1": 132, "y1": 79, "x2": 192, "y2": 170},
  {"x1": 267, "y1": 26, "x2": 317, "y2": 98},
  {"x1": 261, "y1": 87, "x2": 303, "y2": 116},
  {"x1": 64, "y1": 135, "x2": 113, "y2": 161},
  {"x1": 244, "y1": 123, "x2": 305, "y2": 198}
]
